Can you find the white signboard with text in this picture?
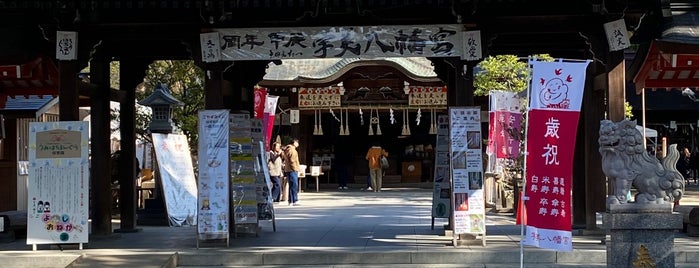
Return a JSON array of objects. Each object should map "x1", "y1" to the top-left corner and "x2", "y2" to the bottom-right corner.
[
  {"x1": 449, "y1": 107, "x2": 486, "y2": 244},
  {"x1": 27, "y1": 121, "x2": 89, "y2": 246},
  {"x1": 216, "y1": 24, "x2": 464, "y2": 60}
]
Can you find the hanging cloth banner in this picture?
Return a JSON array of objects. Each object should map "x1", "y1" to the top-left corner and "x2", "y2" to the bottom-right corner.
[
  {"x1": 263, "y1": 95, "x2": 279, "y2": 151},
  {"x1": 522, "y1": 60, "x2": 589, "y2": 252},
  {"x1": 152, "y1": 133, "x2": 198, "y2": 227},
  {"x1": 253, "y1": 86, "x2": 267, "y2": 119}
]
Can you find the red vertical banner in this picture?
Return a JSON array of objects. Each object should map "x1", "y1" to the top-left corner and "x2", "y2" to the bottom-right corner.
[
  {"x1": 493, "y1": 111, "x2": 522, "y2": 159},
  {"x1": 253, "y1": 86, "x2": 267, "y2": 119},
  {"x1": 522, "y1": 60, "x2": 589, "y2": 252},
  {"x1": 522, "y1": 109, "x2": 579, "y2": 251}
]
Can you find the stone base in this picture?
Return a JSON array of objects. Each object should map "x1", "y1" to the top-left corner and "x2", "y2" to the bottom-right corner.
[{"x1": 603, "y1": 212, "x2": 682, "y2": 268}]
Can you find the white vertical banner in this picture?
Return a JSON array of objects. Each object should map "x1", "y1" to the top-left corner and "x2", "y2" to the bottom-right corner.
[
  {"x1": 449, "y1": 107, "x2": 486, "y2": 239},
  {"x1": 603, "y1": 19, "x2": 630, "y2": 52},
  {"x1": 56, "y1": 31, "x2": 78, "y2": 60},
  {"x1": 197, "y1": 110, "x2": 230, "y2": 240},
  {"x1": 200, "y1": 32, "x2": 222, "y2": 63},
  {"x1": 27, "y1": 121, "x2": 89, "y2": 245},
  {"x1": 152, "y1": 133, "x2": 198, "y2": 227},
  {"x1": 462, "y1": 30, "x2": 482, "y2": 61},
  {"x1": 529, "y1": 61, "x2": 590, "y2": 111}
]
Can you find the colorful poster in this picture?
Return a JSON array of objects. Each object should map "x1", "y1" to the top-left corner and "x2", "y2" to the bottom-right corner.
[
  {"x1": 197, "y1": 110, "x2": 230, "y2": 240},
  {"x1": 152, "y1": 133, "x2": 198, "y2": 227},
  {"x1": 522, "y1": 60, "x2": 589, "y2": 252},
  {"x1": 449, "y1": 107, "x2": 485, "y2": 236},
  {"x1": 432, "y1": 115, "x2": 451, "y2": 219},
  {"x1": 27, "y1": 121, "x2": 89, "y2": 245}
]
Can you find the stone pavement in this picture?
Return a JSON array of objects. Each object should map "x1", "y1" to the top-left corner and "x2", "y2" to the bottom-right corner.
[{"x1": 1, "y1": 183, "x2": 699, "y2": 267}]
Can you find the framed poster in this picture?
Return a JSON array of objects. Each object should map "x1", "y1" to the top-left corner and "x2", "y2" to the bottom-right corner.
[{"x1": 27, "y1": 121, "x2": 90, "y2": 247}]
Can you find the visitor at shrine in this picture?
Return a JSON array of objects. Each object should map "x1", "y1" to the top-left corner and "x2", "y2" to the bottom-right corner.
[
  {"x1": 365, "y1": 141, "x2": 388, "y2": 192},
  {"x1": 677, "y1": 147, "x2": 691, "y2": 183},
  {"x1": 267, "y1": 142, "x2": 284, "y2": 202},
  {"x1": 283, "y1": 139, "x2": 301, "y2": 206}
]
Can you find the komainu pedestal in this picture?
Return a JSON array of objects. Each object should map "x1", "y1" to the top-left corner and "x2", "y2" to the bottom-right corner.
[
  {"x1": 598, "y1": 120, "x2": 685, "y2": 268},
  {"x1": 603, "y1": 205, "x2": 682, "y2": 268}
]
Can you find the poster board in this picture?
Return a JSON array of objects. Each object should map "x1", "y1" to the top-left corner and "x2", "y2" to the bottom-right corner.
[
  {"x1": 229, "y1": 113, "x2": 259, "y2": 234},
  {"x1": 152, "y1": 133, "x2": 198, "y2": 227},
  {"x1": 252, "y1": 119, "x2": 274, "y2": 222},
  {"x1": 431, "y1": 115, "x2": 451, "y2": 221},
  {"x1": 197, "y1": 110, "x2": 230, "y2": 243},
  {"x1": 27, "y1": 121, "x2": 90, "y2": 247},
  {"x1": 449, "y1": 107, "x2": 486, "y2": 246}
]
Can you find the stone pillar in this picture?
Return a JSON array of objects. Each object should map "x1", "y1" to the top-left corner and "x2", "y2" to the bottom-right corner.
[{"x1": 603, "y1": 205, "x2": 682, "y2": 268}]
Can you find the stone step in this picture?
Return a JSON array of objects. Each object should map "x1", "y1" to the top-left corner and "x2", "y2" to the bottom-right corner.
[{"x1": 174, "y1": 250, "x2": 607, "y2": 267}]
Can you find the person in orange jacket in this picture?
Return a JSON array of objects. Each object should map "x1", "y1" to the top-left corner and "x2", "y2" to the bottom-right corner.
[{"x1": 365, "y1": 141, "x2": 388, "y2": 192}]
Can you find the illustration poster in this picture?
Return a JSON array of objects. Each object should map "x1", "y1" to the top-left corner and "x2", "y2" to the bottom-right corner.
[
  {"x1": 27, "y1": 121, "x2": 90, "y2": 245},
  {"x1": 197, "y1": 110, "x2": 230, "y2": 240}
]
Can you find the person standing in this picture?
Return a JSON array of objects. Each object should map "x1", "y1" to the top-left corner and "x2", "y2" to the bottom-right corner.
[
  {"x1": 283, "y1": 139, "x2": 301, "y2": 206},
  {"x1": 678, "y1": 147, "x2": 692, "y2": 183},
  {"x1": 267, "y1": 142, "x2": 284, "y2": 202},
  {"x1": 365, "y1": 141, "x2": 388, "y2": 192}
]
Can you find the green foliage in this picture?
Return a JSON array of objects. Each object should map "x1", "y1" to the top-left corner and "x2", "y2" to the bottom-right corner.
[
  {"x1": 473, "y1": 54, "x2": 554, "y2": 96},
  {"x1": 624, "y1": 101, "x2": 634, "y2": 120}
]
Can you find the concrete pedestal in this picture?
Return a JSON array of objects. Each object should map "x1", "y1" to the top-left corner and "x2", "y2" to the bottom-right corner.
[{"x1": 603, "y1": 204, "x2": 682, "y2": 268}]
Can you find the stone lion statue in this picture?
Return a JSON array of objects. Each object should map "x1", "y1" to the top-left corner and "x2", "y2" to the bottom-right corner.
[{"x1": 598, "y1": 119, "x2": 684, "y2": 206}]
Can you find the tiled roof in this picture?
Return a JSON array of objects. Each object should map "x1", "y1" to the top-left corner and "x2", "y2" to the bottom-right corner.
[
  {"x1": 0, "y1": 94, "x2": 56, "y2": 111},
  {"x1": 263, "y1": 57, "x2": 437, "y2": 81}
]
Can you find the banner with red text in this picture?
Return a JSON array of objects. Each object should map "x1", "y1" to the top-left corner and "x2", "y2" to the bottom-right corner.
[
  {"x1": 522, "y1": 60, "x2": 589, "y2": 252},
  {"x1": 486, "y1": 91, "x2": 523, "y2": 174},
  {"x1": 522, "y1": 110, "x2": 579, "y2": 251}
]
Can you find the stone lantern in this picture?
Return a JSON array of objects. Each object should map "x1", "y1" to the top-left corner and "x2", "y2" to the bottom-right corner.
[{"x1": 137, "y1": 84, "x2": 183, "y2": 134}]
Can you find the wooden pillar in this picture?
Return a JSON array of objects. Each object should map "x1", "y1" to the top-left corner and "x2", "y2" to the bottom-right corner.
[
  {"x1": 116, "y1": 58, "x2": 149, "y2": 233},
  {"x1": 89, "y1": 51, "x2": 113, "y2": 236},
  {"x1": 607, "y1": 54, "x2": 626, "y2": 121},
  {"x1": 58, "y1": 60, "x2": 80, "y2": 121},
  {"x1": 579, "y1": 64, "x2": 607, "y2": 229},
  {"x1": 204, "y1": 62, "x2": 226, "y2": 109}
]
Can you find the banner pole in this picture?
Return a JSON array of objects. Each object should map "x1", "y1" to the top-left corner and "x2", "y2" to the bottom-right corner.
[{"x1": 519, "y1": 56, "x2": 535, "y2": 268}]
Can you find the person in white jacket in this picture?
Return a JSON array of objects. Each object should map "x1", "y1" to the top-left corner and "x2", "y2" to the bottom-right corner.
[{"x1": 267, "y1": 142, "x2": 284, "y2": 202}]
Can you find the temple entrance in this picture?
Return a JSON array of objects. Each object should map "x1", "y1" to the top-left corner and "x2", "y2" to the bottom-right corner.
[{"x1": 259, "y1": 57, "x2": 452, "y2": 189}]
